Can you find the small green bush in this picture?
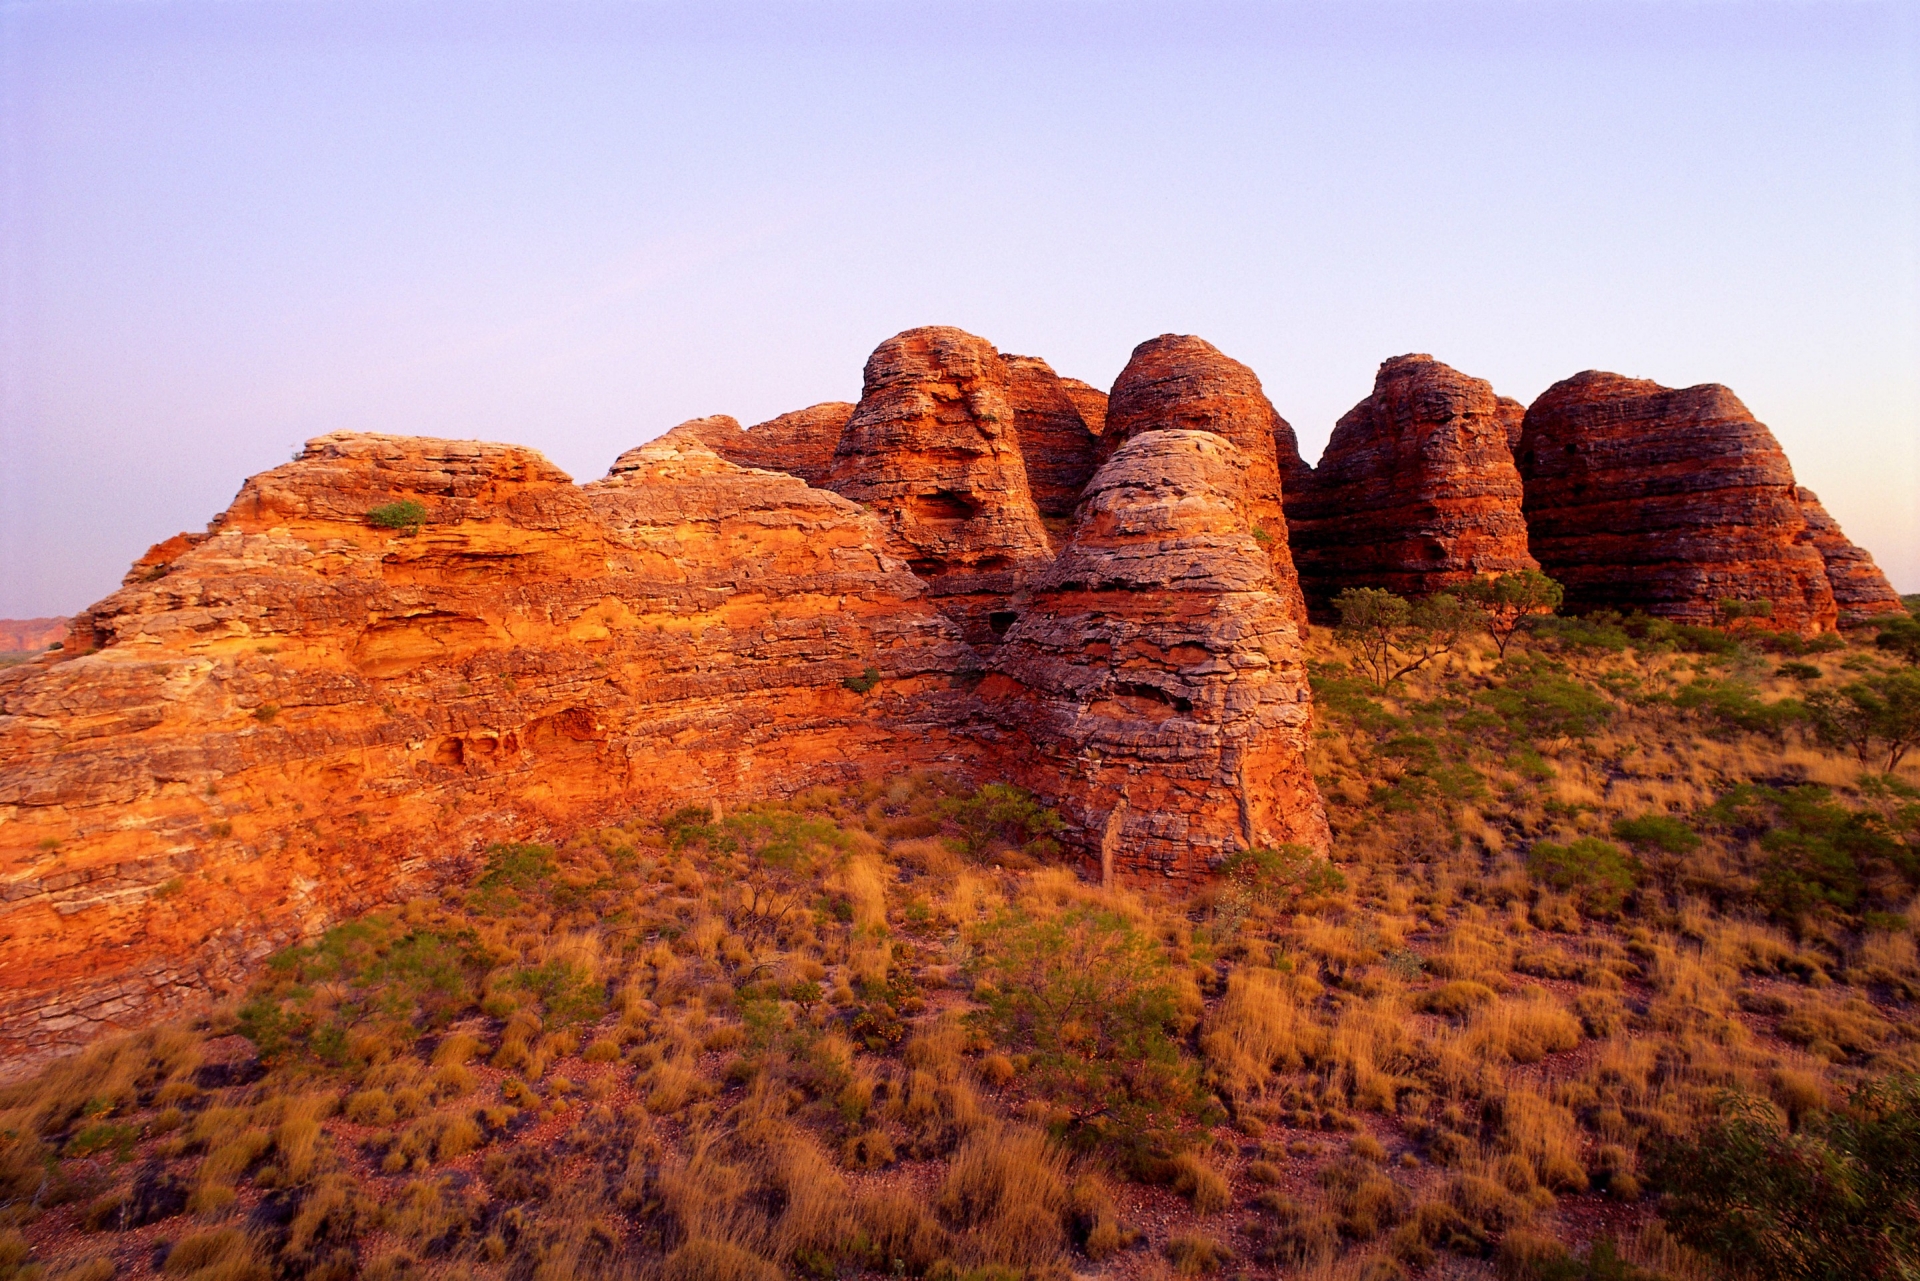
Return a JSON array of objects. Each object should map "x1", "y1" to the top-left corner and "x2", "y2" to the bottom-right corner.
[
  {"x1": 842, "y1": 666, "x2": 881, "y2": 694},
  {"x1": 366, "y1": 500, "x2": 427, "y2": 533},
  {"x1": 1610, "y1": 814, "x2": 1700, "y2": 855},
  {"x1": 1525, "y1": 838, "x2": 1638, "y2": 916}
]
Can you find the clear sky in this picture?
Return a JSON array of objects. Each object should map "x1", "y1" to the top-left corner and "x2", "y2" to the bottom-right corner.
[{"x1": 2, "y1": 0, "x2": 1915, "y2": 618}]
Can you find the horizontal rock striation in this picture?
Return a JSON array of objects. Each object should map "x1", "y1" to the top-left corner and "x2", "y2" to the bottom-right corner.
[
  {"x1": 0, "y1": 431, "x2": 989, "y2": 1074},
  {"x1": 1516, "y1": 372, "x2": 1837, "y2": 634},
  {"x1": 990, "y1": 430, "x2": 1329, "y2": 882},
  {"x1": 1286, "y1": 354, "x2": 1536, "y2": 616},
  {"x1": 1102, "y1": 335, "x2": 1309, "y2": 624},
  {"x1": 1795, "y1": 487, "x2": 1905, "y2": 626}
]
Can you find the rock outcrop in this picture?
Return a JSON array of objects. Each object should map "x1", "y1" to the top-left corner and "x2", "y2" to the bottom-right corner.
[
  {"x1": 1795, "y1": 487, "x2": 1905, "y2": 625},
  {"x1": 990, "y1": 430, "x2": 1328, "y2": 881},
  {"x1": 0, "y1": 431, "x2": 988, "y2": 1072},
  {"x1": 1285, "y1": 355, "x2": 1536, "y2": 615},
  {"x1": 1102, "y1": 335, "x2": 1309, "y2": 624},
  {"x1": 1001, "y1": 353, "x2": 1101, "y2": 525},
  {"x1": 1516, "y1": 372, "x2": 1837, "y2": 634},
  {"x1": 823, "y1": 327, "x2": 1054, "y2": 646},
  {"x1": 674, "y1": 403, "x2": 855, "y2": 488}
]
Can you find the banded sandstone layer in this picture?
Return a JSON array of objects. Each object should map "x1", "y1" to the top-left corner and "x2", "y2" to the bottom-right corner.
[
  {"x1": 1102, "y1": 334, "x2": 1311, "y2": 624},
  {"x1": 991, "y1": 430, "x2": 1328, "y2": 878},
  {"x1": 1286, "y1": 354, "x2": 1537, "y2": 616},
  {"x1": 1795, "y1": 487, "x2": 1905, "y2": 626},
  {"x1": 1516, "y1": 371, "x2": 1839, "y2": 635},
  {"x1": 0, "y1": 373, "x2": 1332, "y2": 1071}
]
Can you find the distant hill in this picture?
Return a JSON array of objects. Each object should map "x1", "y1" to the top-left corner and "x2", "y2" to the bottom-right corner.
[{"x1": 0, "y1": 617, "x2": 66, "y2": 654}]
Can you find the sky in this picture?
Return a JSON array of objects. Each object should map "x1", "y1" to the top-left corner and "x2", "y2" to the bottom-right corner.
[{"x1": 1, "y1": 0, "x2": 1916, "y2": 618}]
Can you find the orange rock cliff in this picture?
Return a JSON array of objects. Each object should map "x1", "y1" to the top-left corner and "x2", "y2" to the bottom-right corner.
[
  {"x1": 0, "y1": 326, "x2": 1331, "y2": 1073},
  {"x1": 0, "y1": 328, "x2": 1900, "y2": 1074}
]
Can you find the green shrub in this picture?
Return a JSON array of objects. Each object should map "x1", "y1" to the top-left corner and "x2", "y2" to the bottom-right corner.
[
  {"x1": 967, "y1": 903, "x2": 1198, "y2": 1140},
  {"x1": 1610, "y1": 814, "x2": 1700, "y2": 855},
  {"x1": 1478, "y1": 664, "x2": 1613, "y2": 742},
  {"x1": 1670, "y1": 678, "x2": 1804, "y2": 737},
  {"x1": 1649, "y1": 1074, "x2": 1920, "y2": 1281},
  {"x1": 940, "y1": 783, "x2": 1063, "y2": 860},
  {"x1": 1218, "y1": 845, "x2": 1345, "y2": 908},
  {"x1": 366, "y1": 500, "x2": 427, "y2": 533},
  {"x1": 842, "y1": 666, "x2": 881, "y2": 694},
  {"x1": 1525, "y1": 838, "x2": 1638, "y2": 916}
]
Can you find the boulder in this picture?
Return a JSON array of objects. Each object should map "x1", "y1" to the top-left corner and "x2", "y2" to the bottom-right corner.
[
  {"x1": 1102, "y1": 334, "x2": 1308, "y2": 623},
  {"x1": 1516, "y1": 371, "x2": 1837, "y2": 634},
  {"x1": 1285, "y1": 354, "x2": 1536, "y2": 616},
  {"x1": 823, "y1": 327, "x2": 1054, "y2": 645},
  {"x1": 990, "y1": 429, "x2": 1329, "y2": 882},
  {"x1": 1795, "y1": 487, "x2": 1905, "y2": 626}
]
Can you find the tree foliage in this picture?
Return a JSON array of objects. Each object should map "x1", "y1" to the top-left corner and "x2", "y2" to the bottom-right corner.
[
  {"x1": 1806, "y1": 671, "x2": 1920, "y2": 771},
  {"x1": 1457, "y1": 570, "x2": 1565, "y2": 658},
  {"x1": 1333, "y1": 588, "x2": 1480, "y2": 690},
  {"x1": 1649, "y1": 1074, "x2": 1920, "y2": 1281}
]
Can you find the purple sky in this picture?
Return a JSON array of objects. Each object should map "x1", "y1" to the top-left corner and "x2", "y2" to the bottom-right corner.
[{"x1": 2, "y1": 0, "x2": 1916, "y2": 617}]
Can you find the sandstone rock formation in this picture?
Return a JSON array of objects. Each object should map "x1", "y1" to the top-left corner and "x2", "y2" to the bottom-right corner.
[
  {"x1": 823, "y1": 327, "x2": 1054, "y2": 645},
  {"x1": 1102, "y1": 335, "x2": 1309, "y2": 623},
  {"x1": 0, "y1": 431, "x2": 985, "y2": 1072},
  {"x1": 671, "y1": 403, "x2": 855, "y2": 488},
  {"x1": 1000, "y1": 353, "x2": 1101, "y2": 525},
  {"x1": 1496, "y1": 396, "x2": 1526, "y2": 450},
  {"x1": 1516, "y1": 372, "x2": 1837, "y2": 634},
  {"x1": 989, "y1": 430, "x2": 1328, "y2": 881},
  {"x1": 1795, "y1": 487, "x2": 1905, "y2": 625},
  {"x1": 1059, "y1": 377, "x2": 1108, "y2": 437},
  {"x1": 1285, "y1": 355, "x2": 1537, "y2": 616},
  {"x1": 0, "y1": 618, "x2": 69, "y2": 655}
]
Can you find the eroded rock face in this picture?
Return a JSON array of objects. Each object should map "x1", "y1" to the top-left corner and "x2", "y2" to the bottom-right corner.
[
  {"x1": 672, "y1": 403, "x2": 855, "y2": 488},
  {"x1": 1102, "y1": 335, "x2": 1308, "y2": 623},
  {"x1": 824, "y1": 327, "x2": 1054, "y2": 645},
  {"x1": 0, "y1": 431, "x2": 986, "y2": 1073},
  {"x1": 1517, "y1": 372, "x2": 1838, "y2": 634},
  {"x1": 1060, "y1": 378, "x2": 1108, "y2": 437},
  {"x1": 990, "y1": 430, "x2": 1329, "y2": 882},
  {"x1": 1286, "y1": 355, "x2": 1536, "y2": 616},
  {"x1": 1000, "y1": 353, "x2": 1101, "y2": 525},
  {"x1": 1796, "y1": 488, "x2": 1904, "y2": 625}
]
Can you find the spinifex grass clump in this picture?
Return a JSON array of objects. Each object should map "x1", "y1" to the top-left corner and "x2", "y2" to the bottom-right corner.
[{"x1": 5, "y1": 611, "x2": 1919, "y2": 1279}]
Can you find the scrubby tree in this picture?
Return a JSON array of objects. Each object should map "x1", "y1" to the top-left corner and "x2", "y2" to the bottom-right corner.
[
  {"x1": 1333, "y1": 588, "x2": 1480, "y2": 691},
  {"x1": 1806, "y1": 671, "x2": 1920, "y2": 771},
  {"x1": 1874, "y1": 612, "x2": 1920, "y2": 666},
  {"x1": 1650, "y1": 1074, "x2": 1920, "y2": 1281},
  {"x1": 1458, "y1": 570, "x2": 1565, "y2": 659}
]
